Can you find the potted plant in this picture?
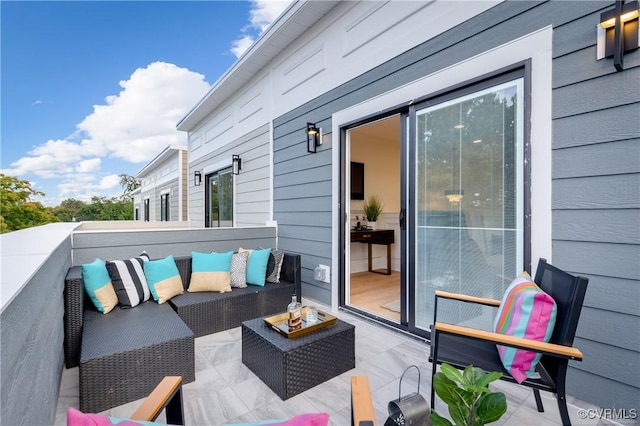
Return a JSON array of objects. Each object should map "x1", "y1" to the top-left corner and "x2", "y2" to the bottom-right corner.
[
  {"x1": 362, "y1": 195, "x2": 384, "y2": 230},
  {"x1": 430, "y1": 363, "x2": 507, "y2": 426}
]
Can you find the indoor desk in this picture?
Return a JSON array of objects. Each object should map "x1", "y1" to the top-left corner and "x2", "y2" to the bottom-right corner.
[{"x1": 350, "y1": 229, "x2": 394, "y2": 275}]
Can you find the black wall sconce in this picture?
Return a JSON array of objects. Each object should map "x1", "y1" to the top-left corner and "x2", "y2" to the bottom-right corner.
[
  {"x1": 307, "y1": 122, "x2": 321, "y2": 153},
  {"x1": 194, "y1": 170, "x2": 202, "y2": 186},
  {"x1": 232, "y1": 154, "x2": 242, "y2": 175},
  {"x1": 597, "y1": 0, "x2": 639, "y2": 71}
]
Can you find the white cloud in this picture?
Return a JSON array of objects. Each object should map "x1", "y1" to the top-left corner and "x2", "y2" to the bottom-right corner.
[
  {"x1": 230, "y1": 0, "x2": 292, "y2": 58},
  {"x1": 76, "y1": 158, "x2": 101, "y2": 174},
  {"x1": 231, "y1": 35, "x2": 256, "y2": 58},
  {"x1": 32, "y1": 99, "x2": 44, "y2": 106},
  {"x1": 3, "y1": 61, "x2": 210, "y2": 203},
  {"x1": 249, "y1": 0, "x2": 291, "y2": 32},
  {"x1": 98, "y1": 174, "x2": 121, "y2": 190},
  {"x1": 77, "y1": 62, "x2": 209, "y2": 163},
  {"x1": 54, "y1": 173, "x2": 121, "y2": 203},
  {"x1": 5, "y1": 139, "x2": 80, "y2": 178}
]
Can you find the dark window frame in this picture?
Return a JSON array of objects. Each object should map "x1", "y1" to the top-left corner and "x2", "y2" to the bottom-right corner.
[
  {"x1": 143, "y1": 199, "x2": 150, "y2": 222},
  {"x1": 204, "y1": 167, "x2": 234, "y2": 228},
  {"x1": 160, "y1": 193, "x2": 170, "y2": 221}
]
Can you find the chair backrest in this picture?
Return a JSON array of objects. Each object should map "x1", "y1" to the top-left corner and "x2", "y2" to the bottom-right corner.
[{"x1": 534, "y1": 258, "x2": 589, "y2": 347}]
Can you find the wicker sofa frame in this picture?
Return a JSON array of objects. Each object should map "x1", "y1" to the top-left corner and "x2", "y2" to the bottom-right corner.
[{"x1": 63, "y1": 252, "x2": 301, "y2": 413}]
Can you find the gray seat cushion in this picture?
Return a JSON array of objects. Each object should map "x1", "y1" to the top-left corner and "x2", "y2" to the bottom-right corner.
[{"x1": 81, "y1": 301, "x2": 192, "y2": 362}]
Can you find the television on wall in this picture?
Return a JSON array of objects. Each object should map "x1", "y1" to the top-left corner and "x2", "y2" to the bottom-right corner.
[{"x1": 351, "y1": 162, "x2": 364, "y2": 200}]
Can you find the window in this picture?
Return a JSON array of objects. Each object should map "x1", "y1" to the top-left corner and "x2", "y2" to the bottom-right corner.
[
  {"x1": 144, "y1": 199, "x2": 150, "y2": 222},
  {"x1": 205, "y1": 168, "x2": 233, "y2": 227},
  {"x1": 413, "y1": 75, "x2": 527, "y2": 331},
  {"x1": 160, "y1": 193, "x2": 170, "y2": 221}
]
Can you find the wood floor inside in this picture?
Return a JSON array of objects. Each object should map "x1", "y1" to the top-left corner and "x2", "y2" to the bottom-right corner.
[{"x1": 348, "y1": 271, "x2": 400, "y2": 322}]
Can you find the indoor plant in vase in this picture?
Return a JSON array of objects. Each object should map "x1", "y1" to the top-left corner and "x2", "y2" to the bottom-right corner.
[{"x1": 362, "y1": 195, "x2": 384, "y2": 230}]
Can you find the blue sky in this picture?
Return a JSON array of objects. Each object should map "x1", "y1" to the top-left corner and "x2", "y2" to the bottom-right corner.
[{"x1": 1, "y1": 0, "x2": 291, "y2": 206}]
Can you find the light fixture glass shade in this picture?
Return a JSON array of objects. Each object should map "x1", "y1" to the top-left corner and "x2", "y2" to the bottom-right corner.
[
  {"x1": 445, "y1": 189, "x2": 464, "y2": 204},
  {"x1": 232, "y1": 154, "x2": 242, "y2": 175},
  {"x1": 194, "y1": 171, "x2": 202, "y2": 186},
  {"x1": 597, "y1": 0, "x2": 640, "y2": 70},
  {"x1": 307, "y1": 122, "x2": 320, "y2": 153}
]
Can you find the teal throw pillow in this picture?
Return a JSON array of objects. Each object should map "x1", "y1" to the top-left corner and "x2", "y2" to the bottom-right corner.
[
  {"x1": 81, "y1": 258, "x2": 118, "y2": 314},
  {"x1": 239, "y1": 247, "x2": 271, "y2": 286},
  {"x1": 143, "y1": 255, "x2": 184, "y2": 304},
  {"x1": 188, "y1": 251, "x2": 233, "y2": 292}
]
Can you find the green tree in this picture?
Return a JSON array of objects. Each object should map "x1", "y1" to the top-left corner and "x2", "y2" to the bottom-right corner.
[
  {"x1": 52, "y1": 198, "x2": 86, "y2": 222},
  {"x1": 78, "y1": 196, "x2": 133, "y2": 221},
  {"x1": 119, "y1": 174, "x2": 140, "y2": 201},
  {"x1": 0, "y1": 173, "x2": 59, "y2": 233}
]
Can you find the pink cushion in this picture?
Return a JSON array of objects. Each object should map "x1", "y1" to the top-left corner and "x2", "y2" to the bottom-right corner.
[
  {"x1": 67, "y1": 408, "x2": 158, "y2": 426},
  {"x1": 271, "y1": 413, "x2": 329, "y2": 426},
  {"x1": 493, "y1": 272, "x2": 557, "y2": 383},
  {"x1": 225, "y1": 413, "x2": 329, "y2": 426}
]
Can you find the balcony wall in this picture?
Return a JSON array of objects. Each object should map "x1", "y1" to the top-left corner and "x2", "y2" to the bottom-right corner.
[
  {"x1": 1, "y1": 223, "x2": 78, "y2": 425},
  {"x1": 0, "y1": 222, "x2": 277, "y2": 425}
]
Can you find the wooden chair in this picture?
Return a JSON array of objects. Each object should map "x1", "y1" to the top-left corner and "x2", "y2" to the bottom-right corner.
[
  {"x1": 429, "y1": 259, "x2": 589, "y2": 426},
  {"x1": 130, "y1": 376, "x2": 184, "y2": 424}
]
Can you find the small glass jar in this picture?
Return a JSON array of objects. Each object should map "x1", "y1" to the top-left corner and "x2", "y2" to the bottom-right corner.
[{"x1": 306, "y1": 305, "x2": 318, "y2": 324}]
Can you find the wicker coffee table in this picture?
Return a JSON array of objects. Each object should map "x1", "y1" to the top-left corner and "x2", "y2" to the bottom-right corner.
[{"x1": 241, "y1": 316, "x2": 355, "y2": 400}]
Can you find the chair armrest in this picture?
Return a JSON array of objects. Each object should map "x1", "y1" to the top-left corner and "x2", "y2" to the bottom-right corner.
[
  {"x1": 351, "y1": 376, "x2": 377, "y2": 426},
  {"x1": 434, "y1": 322, "x2": 583, "y2": 361},
  {"x1": 130, "y1": 376, "x2": 183, "y2": 423},
  {"x1": 435, "y1": 290, "x2": 501, "y2": 307}
]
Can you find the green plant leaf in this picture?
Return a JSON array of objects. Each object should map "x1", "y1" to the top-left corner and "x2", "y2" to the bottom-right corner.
[
  {"x1": 477, "y1": 371, "x2": 503, "y2": 389},
  {"x1": 362, "y1": 194, "x2": 384, "y2": 221},
  {"x1": 453, "y1": 387, "x2": 475, "y2": 407},
  {"x1": 477, "y1": 392, "x2": 508, "y2": 423},
  {"x1": 449, "y1": 400, "x2": 470, "y2": 426},
  {"x1": 434, "y1": 364, "x2": 508, "y2": 426},
  {"x1": 433, "y1": 372, "x2": 461, "y2": 406},
  {"x1": 440, "y1": 363, "x2": 464, "y2": 384},
  {"x1": 430, "y1": 411, "x2": 454, "y2": 426},
  {"x1": 462, "y1": 365, "x2": 485, "y2": 389}
]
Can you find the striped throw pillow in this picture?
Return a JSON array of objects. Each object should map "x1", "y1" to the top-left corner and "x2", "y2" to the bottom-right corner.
[
  {"x1": 493, "y1": 272, "x2": 557, "y2": 383},
  {"x1": 106, "y1": 253, "x2": 151, "y2": 308}
]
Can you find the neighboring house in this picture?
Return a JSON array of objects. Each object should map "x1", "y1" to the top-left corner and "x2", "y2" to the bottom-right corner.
[
  {"x1": 133, "y1": 145, "x2": 188, "y2": 222},
  {"x1": 177, "y1": 0, "x2": 639, "y2": 412}
]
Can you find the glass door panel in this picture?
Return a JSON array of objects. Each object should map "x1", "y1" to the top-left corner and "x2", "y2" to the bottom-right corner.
[
  {"x1": 413, "y1": 79, "x2": 524, "y2": 332},
  {"x1": 219, "y1": 170, "x2": 233, "y2": 227},
  {"x1": 206, "y1": 168, "x2": 233, "y2": 228}
]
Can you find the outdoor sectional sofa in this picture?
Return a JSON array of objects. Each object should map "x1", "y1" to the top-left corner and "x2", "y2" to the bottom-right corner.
[{"x1": 63, "y1": 252, "x2": 302, "y2": 413}]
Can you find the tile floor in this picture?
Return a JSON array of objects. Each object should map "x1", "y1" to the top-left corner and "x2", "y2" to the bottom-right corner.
[{"x1": 55, "y1": 306, "x2": 628, "y2": 426}]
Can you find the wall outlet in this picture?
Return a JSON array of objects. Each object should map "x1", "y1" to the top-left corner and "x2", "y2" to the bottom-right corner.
[{"x1": 314, "y1": 264, "x2": 331, "y2": 283}]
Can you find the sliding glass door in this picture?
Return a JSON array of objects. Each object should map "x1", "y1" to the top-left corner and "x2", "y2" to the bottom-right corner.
[
  {"x1": 411, "y1": 77, "x2": 526, "y2": 333},
  {"x1": 205, "y1": 168, "x2": 233, "y2": 228}
]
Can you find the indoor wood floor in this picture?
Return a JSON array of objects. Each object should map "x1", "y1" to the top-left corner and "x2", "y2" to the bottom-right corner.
[{"x1": 349, "y1": 271, "x2": 400, "y2": 322}]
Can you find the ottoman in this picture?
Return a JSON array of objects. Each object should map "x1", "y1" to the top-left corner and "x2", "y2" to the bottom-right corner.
[
  {"x1": 241, "y1": 316, "x2": 355, "y2": 400},
  {"x1": 79, "y1": 302, "x2": 195, "y2": 413}
]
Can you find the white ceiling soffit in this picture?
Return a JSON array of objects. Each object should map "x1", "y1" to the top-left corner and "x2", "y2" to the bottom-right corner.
[{"x1": 177, "y1": 0, "x2": 340, "y2": 132}]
